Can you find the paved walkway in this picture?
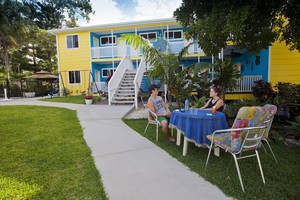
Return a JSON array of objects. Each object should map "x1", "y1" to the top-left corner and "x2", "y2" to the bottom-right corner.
[{"x1": 0, "y1": 97, "x2": 230, "y2": 200}]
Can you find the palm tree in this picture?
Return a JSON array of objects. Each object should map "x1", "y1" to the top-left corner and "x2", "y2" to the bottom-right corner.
[
  {"x1": 212, "y1": 58, "x2": 242, "y2": 100},
  {"x1": 122, "y1": 34, "x2": 194, "y2": 106}
]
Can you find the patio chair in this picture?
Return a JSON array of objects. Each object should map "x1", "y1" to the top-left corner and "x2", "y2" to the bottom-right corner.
[
  {"x1": 205, "y1": 106, "x2": 269, "y2": 192},
  {"x1": 261, "y1": 104, "x2": 278, "y2": 162},
  {"x1": 143, "y1": 104, "x2": 161, "y2": 141}
]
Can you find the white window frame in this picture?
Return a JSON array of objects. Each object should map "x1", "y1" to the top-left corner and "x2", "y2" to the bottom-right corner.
[
  {"x1": 68, "y1": 70, "x2": 81, "y2": 84},
  {"x1": 100, "y1": 36, "x2": 117, "y2": 46},
  {"x1": 139, "y1": 32, "x2": 157, "y2": 42},
  {"x1": 164, "y1": 30, "x2": 183, "y2": 41},
  {"x1": 66, "y1": 34, "x2": 79, "y2": 49},
  {"x1": 102, "y1": 68, "x2": 116, "y2": 78}
]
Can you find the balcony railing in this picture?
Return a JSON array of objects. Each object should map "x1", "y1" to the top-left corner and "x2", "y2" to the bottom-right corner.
[
  {"x1": 91, "y1": 41, "x2": 202, "y2": 59},
  {"x1": 228, "y1": 75, "x2": 262, "y2": 93}
]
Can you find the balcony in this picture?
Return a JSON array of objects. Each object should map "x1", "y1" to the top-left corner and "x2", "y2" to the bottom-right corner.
[
  {"x1": 91, "y1": 41, "x2": 202, "y2": 59},
  {"x1": 228, "y1": 75, "x2": 262, "y2": 93}
]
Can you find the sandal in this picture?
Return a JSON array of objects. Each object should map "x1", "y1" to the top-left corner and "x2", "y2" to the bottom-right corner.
[{"x1": 168, "y1": 137, "x2": 176, "y2": 143}]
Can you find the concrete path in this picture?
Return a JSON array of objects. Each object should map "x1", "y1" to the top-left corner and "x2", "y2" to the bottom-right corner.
[{"x1": 0, "y1": 97, "x2": 230, "y2": 200}]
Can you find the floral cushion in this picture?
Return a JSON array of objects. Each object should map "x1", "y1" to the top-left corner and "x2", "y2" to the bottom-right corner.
[
  {"x1": 207, "y1": 106, "x2": 274, "y2": 153},
  {"x1": 261, "y1": 104, "x2": 277, "y2": 138}
]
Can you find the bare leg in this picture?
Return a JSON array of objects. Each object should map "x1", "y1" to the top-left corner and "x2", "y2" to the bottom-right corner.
[{"x1": 161, "y1": 120, "x2": 176, "y2": 142}]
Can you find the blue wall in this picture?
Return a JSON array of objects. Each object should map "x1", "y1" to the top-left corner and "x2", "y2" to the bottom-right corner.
[{"x1": 233, "y1": 49, "x2": 269, "y2": 81}]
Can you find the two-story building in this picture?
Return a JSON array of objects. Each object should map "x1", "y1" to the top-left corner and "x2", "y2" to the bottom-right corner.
[{"x1": 49, "y1": 18, "x2": 300, "y2": 108}]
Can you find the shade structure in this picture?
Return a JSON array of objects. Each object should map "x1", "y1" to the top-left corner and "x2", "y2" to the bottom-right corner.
[{"x1": 23, "y1": 71, "x2": 57, "y2": 80}]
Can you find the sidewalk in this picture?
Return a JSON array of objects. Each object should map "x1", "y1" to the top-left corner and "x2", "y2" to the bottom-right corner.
[{"x1": 0, "y1": 98, "x2": 230, "y2": 200}]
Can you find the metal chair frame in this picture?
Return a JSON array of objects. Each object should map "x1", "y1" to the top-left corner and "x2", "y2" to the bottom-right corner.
[
  {"x1": 260, "y1": 116, "x2": 278, "y2": 162},
  {"x1": 205, "y1": 123, "x2": 269, "y2": 192},
  {"x1": 143, "y1": 105, "x2": 161, "y2": 141}
]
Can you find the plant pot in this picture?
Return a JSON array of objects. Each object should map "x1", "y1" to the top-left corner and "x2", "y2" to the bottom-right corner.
[
  {"x1": 85, "y1": 99, "x2": 93, "y2": 105},
  {"x1": 101, "y1": 96, "x2": 107, "y2": 100},
  {"x1": 24, "y1": 92, "x2": 35, "y2": 98}
]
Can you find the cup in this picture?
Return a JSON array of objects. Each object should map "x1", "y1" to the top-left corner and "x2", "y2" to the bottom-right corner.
[
  {"x1": 212, "y1": 106, "x2": 217, "y2": 114},
  {"x1": 193, "y1": 108, "x2": 198, "y2": 115}
]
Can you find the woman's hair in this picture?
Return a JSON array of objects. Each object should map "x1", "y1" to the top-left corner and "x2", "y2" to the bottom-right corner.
[{"x1": 211, "y1": 85, "x2": 223, "y2": 96}]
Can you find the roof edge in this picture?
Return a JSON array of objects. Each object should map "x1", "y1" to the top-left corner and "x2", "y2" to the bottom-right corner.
[{"x1": 48, "y1": 18, "x2": 177, "y2": 34}]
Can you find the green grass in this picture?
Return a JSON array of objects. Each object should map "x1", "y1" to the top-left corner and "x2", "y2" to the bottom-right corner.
[
  {"x1": 0, "y1": 106, "x2": 108, "y2": 200},
  {"x1": 123, "y1": 118, "x2": 300, "y2": 200},
  {"x1": 40, "y1": 95, "x2": 85, "y2": 104}
]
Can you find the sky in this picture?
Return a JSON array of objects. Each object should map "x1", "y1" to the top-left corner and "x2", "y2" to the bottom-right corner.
[{"x1": 77, "y1": 0, "x2": 183, "y2": 26}]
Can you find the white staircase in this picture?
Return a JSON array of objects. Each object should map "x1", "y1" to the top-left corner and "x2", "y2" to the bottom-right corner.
[{"x1": 111, "y1": 70, "x2": 136, "y2": 104}]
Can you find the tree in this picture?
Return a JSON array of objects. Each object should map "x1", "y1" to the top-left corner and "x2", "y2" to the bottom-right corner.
[
  {"x1": 174, "y1": 0, "x2": 300, "y2": 55},
  {"x1": 122, "y1": 34, "x2": 209, "y2": 106},
  {"x1": 0, "y1": 0, "x2": 30, "y2": 97},
  {"x1": 22, "y1": 0, "x2": 93, "y2": 29}
]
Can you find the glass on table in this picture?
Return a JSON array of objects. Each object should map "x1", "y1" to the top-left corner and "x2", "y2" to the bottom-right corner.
[{"x1": 190, "y1": 107, "x2": 198, "y2": 115}]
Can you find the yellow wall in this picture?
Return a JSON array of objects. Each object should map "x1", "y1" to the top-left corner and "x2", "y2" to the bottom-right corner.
[
  {"x1": 57, "y1": 31, "x2": 92, "y2": 94},
  {"x1": 225, "y1": 93, "x2": 254, "y2": 101},
  {"x1": 270, "y1": 41, "x2": 300, "y2": 85}
]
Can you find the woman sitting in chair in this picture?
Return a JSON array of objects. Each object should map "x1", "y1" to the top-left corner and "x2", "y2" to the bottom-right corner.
[
  {"x1": 201, "y1": 86, "x2": 224, "y2": 112},
  {"x1": 147, "y1": 84, "x2": 176, "y2": 143}
]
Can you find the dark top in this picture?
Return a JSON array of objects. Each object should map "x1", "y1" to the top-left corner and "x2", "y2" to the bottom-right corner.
[{"x1": 207, "y1": 98, "x2": 224, "y2": 112}]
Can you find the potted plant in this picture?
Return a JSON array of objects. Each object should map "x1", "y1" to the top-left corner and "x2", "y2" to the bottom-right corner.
[
  {"x1": 100, "y1": 93, "x2": 108, "y2": 100},
  {"x1": 84, "y1": 95, "x2": 93, "y2": 105}
]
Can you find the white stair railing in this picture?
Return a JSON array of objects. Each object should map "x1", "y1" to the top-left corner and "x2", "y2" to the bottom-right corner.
[
  {"x1": 133, "y1": 56, "x2": 147, "y2": 109},
  {"x1": 108, "y1": 55, "x2": 134, "y2": 105}
]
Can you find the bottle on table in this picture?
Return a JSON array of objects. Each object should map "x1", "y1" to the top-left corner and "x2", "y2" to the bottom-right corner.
[{"x1": 185, "y1": 99, "x2": 189, "y2": 111}]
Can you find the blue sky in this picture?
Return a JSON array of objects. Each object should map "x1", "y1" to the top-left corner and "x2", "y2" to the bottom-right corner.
[{"x1": 78, "y1": 0, "x2": 182, "y2": 26}]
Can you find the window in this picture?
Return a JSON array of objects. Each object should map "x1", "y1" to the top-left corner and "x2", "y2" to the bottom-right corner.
[
  {"x1": 66, "y1": 35, "x2": 79, "y2": 48},
  {"x1": 102, "y1": 68, "x2": 115, "y2": 77},
  {"x1": 140, "y1": 32, "x2": 157, "y2": 42},
  {"x1": 164, "y1": 30, "x2": 183, "y2": 40},
  {"x1": 100, "y1": 36, "x2": 116, "y2": 45},
  {"x1": 69, "y1": 71, "x2": 81, "y2": 84}
]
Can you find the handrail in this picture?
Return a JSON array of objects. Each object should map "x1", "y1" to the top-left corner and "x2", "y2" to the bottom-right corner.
[
  {"x1": 108, "y1": 55, "x2": 134, "y2": 105},
  {"x1": 134, "y1": 56, "x2": 147, "y2": 109}
]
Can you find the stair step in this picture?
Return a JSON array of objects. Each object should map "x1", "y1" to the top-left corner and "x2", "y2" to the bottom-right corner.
[
  {"x1": 111, "y1": 100, "x2": 135, "y2": 104},
  {"x1": 115, "y1": 94, "x2": 135, "y2": 97},
  {"x1": 121, "y1": 80, "x2": 134, "y2": 83},
  {"x1": 118, "y1": 87, "x2": 134, "y2": 90},
  {"x1": 117, "y1": 89, "x2": 134, "y2": 92},
  {"x1": 114, "y1": 96, "x2": 135, "y2": 100}
]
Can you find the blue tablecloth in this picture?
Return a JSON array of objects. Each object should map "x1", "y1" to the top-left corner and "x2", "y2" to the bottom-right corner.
[{"x1": 170, "y1": 109, "x2": 228, "y2": 145}]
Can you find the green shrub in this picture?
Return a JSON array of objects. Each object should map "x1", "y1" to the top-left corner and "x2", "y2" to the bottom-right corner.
[{"x1": 252, "y1": 80, "x2": 275, "y2": 103}]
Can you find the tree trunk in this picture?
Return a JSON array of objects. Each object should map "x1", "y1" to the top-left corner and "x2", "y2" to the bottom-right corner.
[{"x1": 2, "y1": 47, "x2": 11, "y2": 98}]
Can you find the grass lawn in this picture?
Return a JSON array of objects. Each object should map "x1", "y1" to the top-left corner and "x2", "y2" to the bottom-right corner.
[
  {"x1": 0, "y1": 106, "x2": 108, "y2": 200},
  {"x1": 40, "y1": 95, "x2": 85, "y2": 104},
  {"x1": 123, "y1": 118, "x2": 300, "y2": 200}
]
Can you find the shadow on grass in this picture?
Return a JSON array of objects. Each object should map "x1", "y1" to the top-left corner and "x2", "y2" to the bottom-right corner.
[{"x1": 123, "y1": 118, "x2": 300, "y2": 200}]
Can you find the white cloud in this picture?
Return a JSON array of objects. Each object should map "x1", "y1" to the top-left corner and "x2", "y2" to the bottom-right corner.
[
  {"x1": 133, "y1": 0, "x2": 182, "y2": 21},
  {"x1": 78, "y1": 0, "x2": 129, "y2": 26},
  {"x1": 78, "y1": 0, "x2": 182, "y2": 26}
]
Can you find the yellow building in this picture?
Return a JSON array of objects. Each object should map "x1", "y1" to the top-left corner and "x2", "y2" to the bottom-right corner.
[{"x1": 49, "y1": 18, "x2": 300, "y2": 105}]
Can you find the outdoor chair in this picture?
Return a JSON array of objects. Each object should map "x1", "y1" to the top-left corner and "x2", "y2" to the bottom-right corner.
[
  {"x1": 205, "y1": 106, "x2": 269, "y2": 192},
  {"x1": 261, "y1": 104, "x2": 278, "y2": 162},
  {"x1": 143, "y1": 104, "x2": 161, "y2": 141}
]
